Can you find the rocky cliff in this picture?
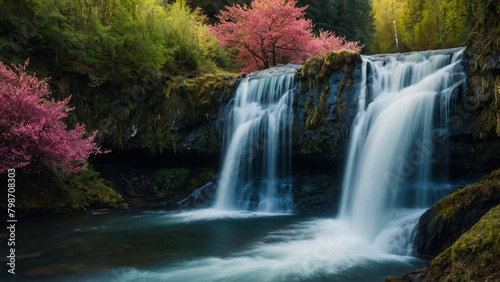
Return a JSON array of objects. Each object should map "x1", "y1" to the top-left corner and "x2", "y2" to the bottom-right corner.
[
  {"x1": 293, "y1": 50, "x2": 362, "y2": 163},
  {"x1": 413, "y1": 168, "x2": 500, "y2": 256}
]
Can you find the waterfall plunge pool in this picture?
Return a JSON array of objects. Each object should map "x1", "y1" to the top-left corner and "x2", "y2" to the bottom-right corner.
[
  {"x1": 7, "y1": 48, "x2": 471, "y2": 281},
  {"x1": 8, "y1": 209, "x2": 428, "y2": 282}
]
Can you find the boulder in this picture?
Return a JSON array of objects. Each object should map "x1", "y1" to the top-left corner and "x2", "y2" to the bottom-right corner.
[{"x1": 414, "y1": 168, "x2": 500, "y2": 256}]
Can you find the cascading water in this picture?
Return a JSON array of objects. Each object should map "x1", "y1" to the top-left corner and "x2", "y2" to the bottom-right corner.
[
  {"x1": 45, "y1": 53, "x2": 474, "y2": 282},
  {"x1": 340, "y1": 48, "x2": 466, "y2": 253},
  {"x1": 214, "y1": 65, "x2": 299, "y2": 213}
]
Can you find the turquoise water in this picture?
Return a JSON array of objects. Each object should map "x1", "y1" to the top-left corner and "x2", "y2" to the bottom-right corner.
[{"x1": 5, "y1": 209, "x2": 426, "y2": 281}]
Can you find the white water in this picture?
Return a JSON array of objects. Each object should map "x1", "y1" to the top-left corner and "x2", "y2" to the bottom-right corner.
[
  {"x1": 43, "y1": 51, "x2": 472, "y2": 282},
  {"x1": 81, "y1": 216, "x2": 418, "y2": 282},
  {"x1": 214, "y1": 65, "x2": 299, "y2": 213},
  {"x1": 340, "y1": 48, "x2": 466, "y2": 247}
]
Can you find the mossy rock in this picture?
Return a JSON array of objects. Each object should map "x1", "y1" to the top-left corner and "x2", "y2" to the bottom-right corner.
[
  {"x1": 151, "y1": 166, "x2": 216, "y2": 199},
  {"x1": 1, "y1": 168, "x2": 124, "y2": 213},
  {"x1": 414, "y1": 168, "x2": 500, "y2": 256},
  {"x1": 425, "y1": 204, "x2": 500, "y2": 281},
  {"x1": 300, "y1": 50, "x2": 361, "y2": 130},
  {"x1": 132, "y1": 73, "x2": 237, "y2": 153},
  {"x1": 302, "y1": 50, "x2": 361, "y2": 80}
]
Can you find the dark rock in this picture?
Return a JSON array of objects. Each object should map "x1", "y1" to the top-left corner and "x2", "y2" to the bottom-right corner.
[
  {"x1": 292, "y1": 170, "x2": 342, "y2": 215},
  {"x1": 385, "y1": 268, "x2": 428, "y2": 282},
  {"x1": 424, "y1": 205, "x2": 500, "y2": 281},
  {"x1": 293, "y1": 50, "x2": 362, "y2": 163},
  {"x1": 177, "y1": 181, "x2": 218, "y2": 209},
  {"x1": 414, "y1": 168, "x2": 500, "y2": 256},
  {"x1": 464, "y1": 0, "x2": 500, "y2": 139},
  {"x1": 93, "y1": 161, "x2": 217, "y2": 209}
]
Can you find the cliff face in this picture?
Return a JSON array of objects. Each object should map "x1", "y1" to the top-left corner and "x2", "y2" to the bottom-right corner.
[
  {"x1": 413, "y1": 168, "x2": 500, "y2": 256},
  {"x1": 451, "y1": 0, "x2": 500, "y2": 176},
  {"x1": 410, "y1": 3, "x2": 500, "y2": 280},
  {"x1": 293, "y1": 51, "x2": 362, "y2": 163},
  {"x1": 465, "y1": 1, "x2": 500, "y2": 139}
]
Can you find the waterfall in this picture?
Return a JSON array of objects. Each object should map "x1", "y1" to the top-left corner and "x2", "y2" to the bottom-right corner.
[
  {"x1": 214, "y1": 65, "x2": 299, "y2": 213},
  {"x1": 340, "y1": 48, "x2": 466, "y2": 249}
]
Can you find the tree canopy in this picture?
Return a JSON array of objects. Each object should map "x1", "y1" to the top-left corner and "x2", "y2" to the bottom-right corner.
[
  {"x1": 209, "y1": 0, "x2": 362, "y2": 73},
  {"x1": 371, "y1": 0, "x2": 484, "y2": 53},
  {"x1": 0, "y1": 0, "x2": 231, "y2": 84},
  {"x1": 0, "y1": 60, "x2": 103, "y2": 173}
]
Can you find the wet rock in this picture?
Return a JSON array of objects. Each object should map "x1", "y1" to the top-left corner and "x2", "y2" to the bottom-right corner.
[
  {"x1": 385, "y1": 268, "x2": 428, "y2": 282},
  {"x1": 424, "y1": 205, "x2": 500, "y2": 281},
  {"x1": 293, "y1": 50, "x2": 362, "y2": 163},
  {"x1": 292, "y1": 171, "x2": 342, "y2": 215},
  {"x1": 177, "y1": 181, "x2": 218, "y2": 209},
  {"x1": 414, "y1": 168, "x2": 500, "y2": 256},
  {"x1": 464, "y1": 0, "x2": 500, "y2": 140}
]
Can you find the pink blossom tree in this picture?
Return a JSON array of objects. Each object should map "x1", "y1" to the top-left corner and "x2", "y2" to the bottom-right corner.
[
  {"x1": 210, "y1": 0, "x2": 362, "y2": 73},
  {"x1": 0, "y1": 60, "x2": 104, "y2": 174}
]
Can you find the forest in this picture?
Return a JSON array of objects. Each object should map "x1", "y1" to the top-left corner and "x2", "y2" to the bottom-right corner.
[{"x1": 1, "y1": 0, "x2": 499, "y2": 281}]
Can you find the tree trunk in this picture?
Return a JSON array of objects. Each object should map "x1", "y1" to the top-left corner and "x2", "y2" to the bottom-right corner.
[{"x1": 392, "y1": 5, "x2": 399, "y2": 52}]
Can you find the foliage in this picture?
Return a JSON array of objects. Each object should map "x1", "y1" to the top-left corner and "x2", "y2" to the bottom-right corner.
[
  {"x1": 371, "y1": 0, "x2": 484, "y2": 53},
  {"x1": 0, "y1": 167, "x2": 124, "y2": 211},
  {"x1": 186, "y1": 0, "x2": 251, "y2": 23},
  {"x1": 0, "y1": 0, "x2": 231, "y2": 83},
  {"x1": 427, "y1": 204, "x2": 500, "y2": 281},
  {"x1": 188, "y1": 0, "x2": 374, "y2": 53},
  {"x1": 0, "y1": 60, "x2": 103, "y2": 173},
  {"x1": 209, "y1": 0, "x2": 362, "y2": 73}
]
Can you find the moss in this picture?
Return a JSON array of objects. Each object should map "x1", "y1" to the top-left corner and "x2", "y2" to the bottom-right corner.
[
  {"x1": 338, "y1": 78, "x2": 345, "y2": 96},
  {"x1": 318, "y1": 50, "x2": 361, "y2": 79},
  {"x1": 190, "y1": 167, "x2": 215, "y2": 188},
  {"x1": 150, "y1": 166, "x2": 216, "y2": 198},
  {"x1": 306, "y1": 86, "x2": 330, "y2": 129},
  {"x1": 426, "y1": 205, "x2": 500, "y2": 281},
  {"x1": 305, "y1": 100, "x2": 314, "y2": 114},
  {"x1": 6, "y1": 168, "x2": 124, "y2": 212},
  {"x1": 300, "y1": 50, "x2": 361, "y2": 131},
  {"x1": 132, "y1": 73, "x2": 237, "y2": 154},
  {"x1": 429, "y1": 168, "x2": 500, "y2": 232},
  {"x1": 301, "y1": 56, "x2": 322, "y2": 78},
  {"x1": 154, "y1": 168, "x2": 190, "y2": 186}
]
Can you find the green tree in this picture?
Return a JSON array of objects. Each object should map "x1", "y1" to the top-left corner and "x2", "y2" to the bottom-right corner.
[
  {"x1": 372, "y1": 0, "x2": 484, "y2": 53},
  {"x1": 297, "y1": 0, "x2": 374, "y2": 53}
]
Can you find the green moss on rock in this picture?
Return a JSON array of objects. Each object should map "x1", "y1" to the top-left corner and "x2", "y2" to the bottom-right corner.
[
  {"x1": 426, "y1": 205, "x2": 500, "y2": 281},
  {"x1": 5, "y1": 168, "x2": 124, "y2": 212},
  {"x1": 306, "y1": 86, "x2": 329, "y2": 129},
  {"x1": 301, "y1": 50, "x2": 361, "y2": 130},
  {"x1": 132, "y1": 73, "x2": 237, "y2": 153},
  {"x1": 430, "y1": 169, "x2": 500, "y2": 232},
  {"x1": 318, "y1": 50, "x2": 361, "y2": 79},
  {"x1": 414, "y1": 168, "x2": 500, "y2": 256},
  {"x1": 151, "y1": 166, "x2": 216, "y2": 199}
]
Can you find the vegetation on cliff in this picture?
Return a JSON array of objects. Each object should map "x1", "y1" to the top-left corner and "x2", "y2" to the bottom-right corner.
[
  {"x1": 425, "y1": 204, "x2": 500, "y2": 281},
  {"x1": 414, "y1": 168, "x2": 500, "y2": 256},
  {"x1": 0, "y1": 167, "x2": 123, "y2": 212},
  {"x1": 0, "y1": 0, "x2": 238, "y2": 155},
  {"x1": 291, "y1": 50, "x2": 361, "y2": 159},
  {"x1": 301, "y1": 50, "x2": 361, "y2": 130}
]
